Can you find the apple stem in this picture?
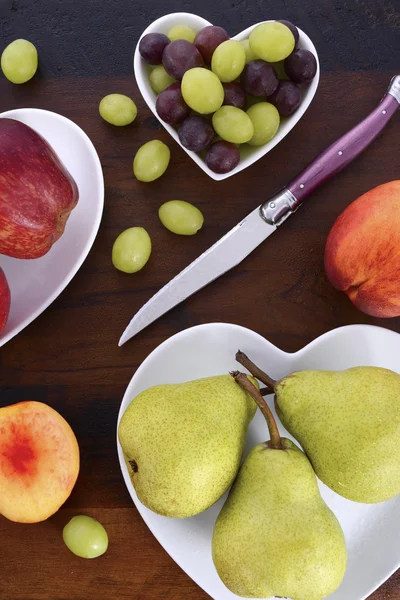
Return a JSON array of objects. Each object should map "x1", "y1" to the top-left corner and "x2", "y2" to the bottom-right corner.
[
  {"x1": 231, "y1": 371, "x2": 282, "y2": 450},
  {"x1": 236, "y1": 351, "x2": 277, "y2": 389}
]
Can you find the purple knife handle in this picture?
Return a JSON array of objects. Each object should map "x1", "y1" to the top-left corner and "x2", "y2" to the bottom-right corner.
[
  {"x1": 289, "y1": 91, "x2": 398, "y2": 204},
  {"x1": 261, "y1": 75, "x2": 400, "y2": 226}
]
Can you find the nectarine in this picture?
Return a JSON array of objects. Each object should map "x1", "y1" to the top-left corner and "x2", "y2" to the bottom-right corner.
[
  {"x1": 325, "y1": 180, "x2": 400, "y2": 318},
  {"x1": 0, "y1": 266, "x2": 10, "y2": 333},
  {"x1": 0, "y1": 401, "x2": 79, "y2": 523}
]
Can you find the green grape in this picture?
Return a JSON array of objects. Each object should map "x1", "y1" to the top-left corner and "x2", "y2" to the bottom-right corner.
[
  {"x1": 212, "y1": 106, "x2": 254, "y2": 144},
  {"x1": 1, "y1": 39, "x2": 38, "y2": 84},
  {"x1": 273, "y1": 60, "x2": 289, "y2": 80},
  {"x1": 159, "y1": 200, "x2": 204, "y2": 235},
  {"x1": 249, "y1": 22, "x2": 295, "y2": 62},
  {"x1": 168, "y1": 25, "x2": 197, "y2": 43},
  {"x1": 211, "y1": 40, "x2": 246, "y2": 82},
  {"x1": 181, "y1": 68, "x2": 224, "y2": 114},
  {"x1": 112, "y1": 227, "x2": 152, "y2": 273},
  {"x1": 240, "y1": 39, "x2": 258, "y2": 64},
  {"x1": 247, "y1": 102, "x2": 280, "y2": 146},
  {"x1": 63, "y1": 516, "x2": 108, "y2": 559},
  {"x1": 133, "y1": 140, "x2": 170, "y2": 182},
  {"x1": 99, "y1": 94, "x2": 137, "y2": 126},
  {"x1": 246, "y1": 95, "x2": 264, "y2": 109},
  {"x1": 149, "y1": 65, "x2": 175, "y2": 94}
]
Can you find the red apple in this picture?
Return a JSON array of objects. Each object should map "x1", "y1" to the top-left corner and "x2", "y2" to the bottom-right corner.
[
  {"x1": 0, "y1": 118, "x2": 79, "y2": 259},
  {"x1": 325, "y1": 180, "x2": 400, "y2": 318},
  {"x1": 0, "y1": 266, "x2": 10, "y2": 333}
]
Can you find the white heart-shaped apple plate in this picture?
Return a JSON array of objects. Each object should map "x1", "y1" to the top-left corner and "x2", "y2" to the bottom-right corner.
[
  {"x1": 117, "y1": 322, "x2": 400, "y2": 600},
  {"x1": 134, "y1": 13, "x2": 320, "y2": 181},
  {"x1": 0, "y1": 108, "x2": 104, "y2": 348}
]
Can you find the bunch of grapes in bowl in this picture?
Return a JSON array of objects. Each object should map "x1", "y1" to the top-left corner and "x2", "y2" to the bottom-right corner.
[{"x1": 139, "y1": 20, "x2": 318, "y2": 175}]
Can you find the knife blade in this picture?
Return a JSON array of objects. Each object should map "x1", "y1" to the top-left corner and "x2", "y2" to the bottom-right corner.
[
  {"x1": 119, "y1": 207, "x2": 275, "y2": 346},
  {"x1": 119, "y1": 75, "x2": 400, "y2": 346}
]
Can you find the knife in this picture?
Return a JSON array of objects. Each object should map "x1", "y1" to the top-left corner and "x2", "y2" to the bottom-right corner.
[{"x1": 119, "y1": 75, "x2": 400, "y2": 346}]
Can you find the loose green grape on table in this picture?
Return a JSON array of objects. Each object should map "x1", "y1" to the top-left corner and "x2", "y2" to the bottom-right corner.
[
  {"x1": 159, "y1": 201, "x2": 204, "y2": 235},
  {"x1": 1, "y1": 39, "x2": 38, "y2": 84},
  {"x1": 63, "y1": 516, "x2": 108, "y2": 559},
  {"x1": 112, "y1": 228, "x2": 152, "y2": 274},
  {"x1": 99, "y1": 94, "x2": 137, "y2": 126},
  {"x1": 133, "y1": 140, "x2": 170, "y2": 182}
]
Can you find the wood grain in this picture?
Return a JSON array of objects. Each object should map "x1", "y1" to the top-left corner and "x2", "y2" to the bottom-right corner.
[{"x1": 0, "y1": 4, "x2": 399, "y2": 597}]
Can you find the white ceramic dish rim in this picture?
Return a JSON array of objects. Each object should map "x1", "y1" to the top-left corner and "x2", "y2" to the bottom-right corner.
[
  {"x1": 0, "y1": 108, "x2": 104, "y2": 347},
  {"x1": 117, "y1": 322, "x2": 400, "y2": 600},
  {"x1": 134, "y1": 12, "x2": 320, "y2": 181}
]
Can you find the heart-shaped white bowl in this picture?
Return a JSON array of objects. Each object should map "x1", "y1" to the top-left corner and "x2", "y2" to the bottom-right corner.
[
  {"x1": 134, "y1": 13, "x2": 320, "y2": 181},
  {"x1": 0, "y1": 108, "x2": 104, "y2": 347},
  {"x1": 117, "y1": 323, "x2": 400, "y2": 600}
]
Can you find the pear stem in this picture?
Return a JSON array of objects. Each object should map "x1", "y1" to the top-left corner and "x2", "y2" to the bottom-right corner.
[
  {"x1": 231, "y1": 371, "x2": 282, "y2": 450},
  {"x1": 236, "y1": 351, "x2": 277, "y2": 389},
  {"x1": 260, "y1": 386, "x2": 274, "y2": 396}
]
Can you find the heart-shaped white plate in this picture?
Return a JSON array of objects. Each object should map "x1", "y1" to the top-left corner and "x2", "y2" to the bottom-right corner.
[
  {"x1": 134, "y1": 13, "x2": 320, "y2": 181},
  {"x1": 0, "y1": 108, "x2": 104, "y2": 347},
  {"x1": 117, "y1": 323, "x2": 400, "y2": 600}
]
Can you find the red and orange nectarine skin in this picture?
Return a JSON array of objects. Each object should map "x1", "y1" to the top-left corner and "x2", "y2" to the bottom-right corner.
[
  {"x1": 0, "y1": 119, "x2": 79, "y2": 259},
  {"x1": 325, "y1": 181, "x2": 400, "y2": 318},
  {"x1": 0, "y1": 401, "x2": 80, "y2": 523},
  {"x1": 0, "y1": 266, "x2": 10, "y2": 333}
]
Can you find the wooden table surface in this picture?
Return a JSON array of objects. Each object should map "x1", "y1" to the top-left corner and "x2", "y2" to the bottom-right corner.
[{"x1": 0, "y1": 0, "x2": 399, "y2": 598}]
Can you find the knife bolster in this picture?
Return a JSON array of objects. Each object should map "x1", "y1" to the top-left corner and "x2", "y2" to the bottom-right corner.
[{"x1": 260, "y1": 188, "x2": 298, "y2": 226}]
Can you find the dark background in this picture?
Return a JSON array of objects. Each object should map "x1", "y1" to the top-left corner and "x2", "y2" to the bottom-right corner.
[
  {"x1": 0, "y1": 0, "x2": 399, "y2": 599},
  {"x1": 1, "y1": 0, "x2": 399, "y2": 75}
]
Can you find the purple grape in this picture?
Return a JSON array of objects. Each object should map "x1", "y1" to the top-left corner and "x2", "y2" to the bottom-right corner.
[
  {"x1": 205, "y1": 141, "x2": 240, "y2": 174},
  {"x1": 156, "y1": 82, "x2": 190, "y2": 125},
  {"x1": 178, "y1": 116, "x2": 214, "y2": 152},
  {"x1": 268, "y1": 80, "x2": 301, "y2": 116},
  {"x1": 276, "y1": 20, "x2": 300, "y2": 47},
  {"x1": 162, "y1": 39, "x2": 204, "y2": 80},
  {"x1": 139, "y1": 33, "x2": 170, "y2": 65},
  {"x1": 194, "y1": 25, "x2": 229, "y2": 64},
  {"x1": 241, "y1": 60, "x2": 279, "y2": 97},
  {"x1": 284, "y1": 49, "x2": 317, "y2": 83},
  {"x1": 222, "y1": 82, "x2": 246, "y2": 109}
]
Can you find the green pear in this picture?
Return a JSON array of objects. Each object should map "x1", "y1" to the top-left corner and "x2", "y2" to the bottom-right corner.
[
  {"x1": 212, "y1": 372, "x2": 347, "y2": 600},
  {"x1": 118, "y1": 375, "x2": 257, "y2": 518},
  {"x1": 236, "y1": 351, "x2": 400, "y2": 503}
]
